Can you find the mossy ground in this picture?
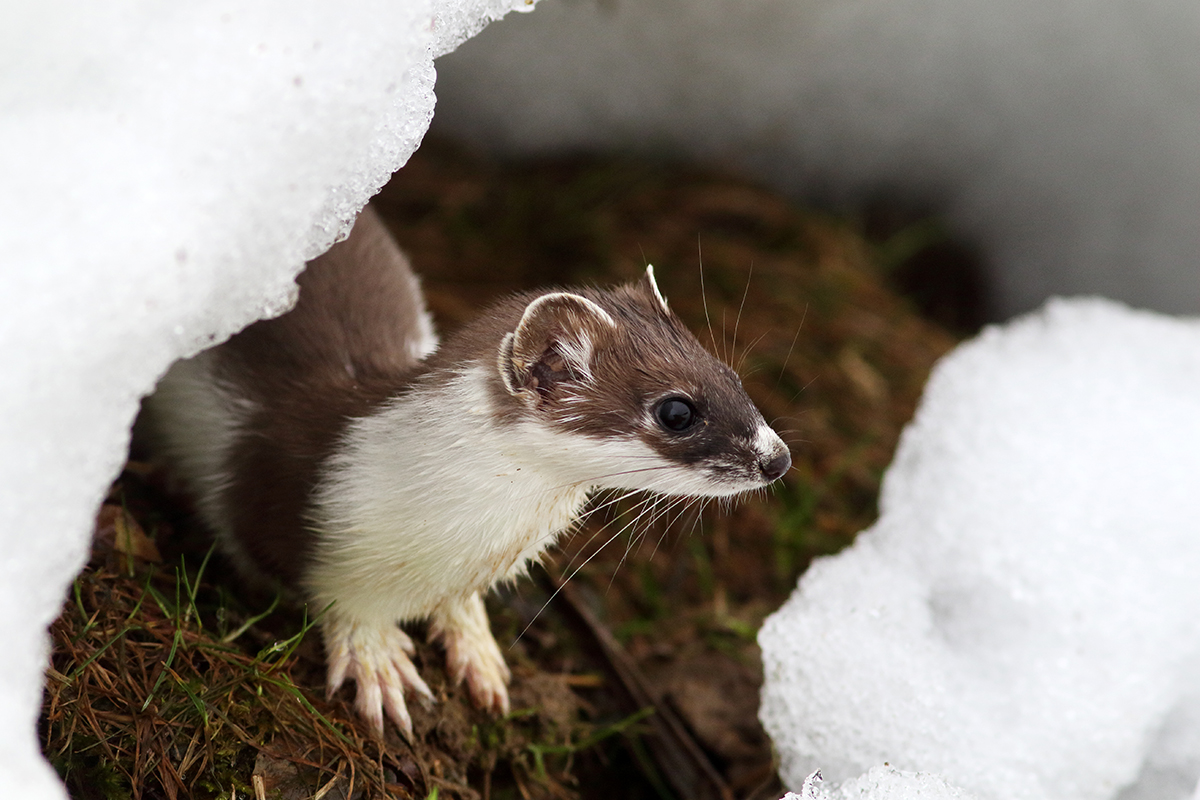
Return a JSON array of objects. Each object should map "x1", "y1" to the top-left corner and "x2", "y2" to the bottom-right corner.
[{"x1": 42, "y1": 138, "x2": 962, "y2": 799}]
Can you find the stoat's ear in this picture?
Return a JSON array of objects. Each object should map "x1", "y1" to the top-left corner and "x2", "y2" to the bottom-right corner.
[
  {"x1": 499, "y1": 292, "x2": 618, "y2": 400},
  {"x1": 641, "y1": 265, "x2": 670, "y2": 313}
]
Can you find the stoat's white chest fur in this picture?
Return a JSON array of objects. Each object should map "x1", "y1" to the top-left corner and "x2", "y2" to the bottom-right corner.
[{"x1": 308, "y1": 363, "x2": 649, "y2": 627}]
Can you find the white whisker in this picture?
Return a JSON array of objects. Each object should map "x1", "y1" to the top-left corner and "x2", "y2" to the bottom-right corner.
[
  {"x1": 698, "y1": 236, "x2": 720, "y2": 357},
  {"x1": 731, "y1": 261, "x2": 753, "y2": 368},
  {"x1": 777, "y1": 303, "x2": 808, "y2": 385}
]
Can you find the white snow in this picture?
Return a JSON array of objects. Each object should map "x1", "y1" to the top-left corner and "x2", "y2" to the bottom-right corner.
[
  {"x1": 760, "y1": 298, "x2": 1200, "y2": 800},
  {"x1": 784, "y1": 766, "x2": 982, "y2": 800},
  {"x1": 0, "y1": 1, "x2": 532, "y2": 796},
  {"x1": 430, "y1": 0, "x2": 1200, "y2": 317}
]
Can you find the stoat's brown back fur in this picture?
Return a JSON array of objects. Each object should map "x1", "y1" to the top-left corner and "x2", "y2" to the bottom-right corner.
[{"x1": 141, "y1": 206, "x2": 437, "y2": 585}]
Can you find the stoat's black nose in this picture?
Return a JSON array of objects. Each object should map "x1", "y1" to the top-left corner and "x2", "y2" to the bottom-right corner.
[{"x1": 760, "y1": 450, "x2": 791, "y2": 482}]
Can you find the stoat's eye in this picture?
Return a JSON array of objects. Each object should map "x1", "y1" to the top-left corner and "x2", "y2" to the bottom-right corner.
[{"x1": 655, "y1": 397, "x2": 698, "y2": 432}]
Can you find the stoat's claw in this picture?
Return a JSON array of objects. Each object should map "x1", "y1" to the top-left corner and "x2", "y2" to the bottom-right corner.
[
  {"x1": 382, "y1": 680, "x2": 413, "y2": 738},
  {"x1": 325, "y1": 641, "x2": 351, "y2": 698},
  {"x1": 323, "y1": 617, "x2": 430, "y2": 737},
  {"x1": 395, "y1": 650, "x2": 435, "y2": 704},
  {"x1": 468, "y1": 665, "x2": 511, "y2": 717},
  {"x1": 356, "y1": 674, "x2": 386, "y2": 735}
]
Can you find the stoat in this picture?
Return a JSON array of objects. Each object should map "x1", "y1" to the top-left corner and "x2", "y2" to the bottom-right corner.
[{"x1": 140, "y1": 205, "x2": 791, "y2": 736}]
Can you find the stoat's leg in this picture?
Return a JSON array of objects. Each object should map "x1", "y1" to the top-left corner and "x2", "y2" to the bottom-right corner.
[
  {"x1": 429, "y1": 593, "x2": 511, "y2": 715},
  {"x1": 323, "y1": 612, "x2": 434, "y2": 737}
]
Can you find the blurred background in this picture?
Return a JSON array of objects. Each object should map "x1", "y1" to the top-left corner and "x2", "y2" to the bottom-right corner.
[{"x1": 430, "y1": 0, "x2": 1200, "y2": 321}]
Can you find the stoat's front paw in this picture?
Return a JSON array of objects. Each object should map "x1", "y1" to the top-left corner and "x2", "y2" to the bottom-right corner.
[
  {"x1": 442, "y1": 623, "x2": 511, "y2": 715},
  {"x1": 431, "y1": 593, "x2": 512, "y2": 715},
  {"x1": 323, "y1": 616, "x2": 433, "y2": 737}
]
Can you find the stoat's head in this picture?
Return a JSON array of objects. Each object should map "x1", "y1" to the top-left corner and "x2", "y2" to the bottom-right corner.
[{"x1": 494, "y1": 266, "x2": 790, "y2": 497}]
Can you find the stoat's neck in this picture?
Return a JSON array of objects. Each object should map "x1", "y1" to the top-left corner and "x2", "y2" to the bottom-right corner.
[{"x1": 304, "y1": 365, "x2": 593, "y2": 624}]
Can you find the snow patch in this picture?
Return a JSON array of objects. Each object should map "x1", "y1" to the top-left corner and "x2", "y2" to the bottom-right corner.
[
  {"x1": 761, "y1": 298, "x2": 1200, "y2": 800},
  {"x1": 0, "y1": 1, "x2": 533, "y2": 796},
  {"x1": 432, "y1": 0, "x2": 1200, "y2": 317}
]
